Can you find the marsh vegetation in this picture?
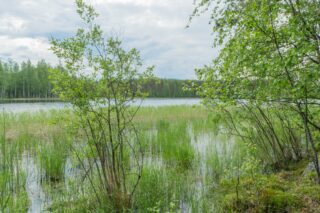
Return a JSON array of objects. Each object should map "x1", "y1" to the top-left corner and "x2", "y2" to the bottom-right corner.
[
  {"x1": 1, "y1": 0, "x2": 320, "y2": 212},
  {"x1": 0, "y1": 105, "x2": 320, "y2": 212},
  {"x1": 0, "y1": 106, "x2": 233, "y2": 212}
]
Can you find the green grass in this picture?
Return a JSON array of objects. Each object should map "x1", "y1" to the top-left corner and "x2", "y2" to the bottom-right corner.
[
  {"x1": 38, "y1": 135, "x2": 69, "y2": 182},
  {"x1": 0, "y1": 124, "x2": 29, "y2": 212},
  {"x1": 0, "y1": 105, "x2": 318, "y2": 212},
  {"x1": 0, "y1": 106, "x2": 216, "y2": 211}
]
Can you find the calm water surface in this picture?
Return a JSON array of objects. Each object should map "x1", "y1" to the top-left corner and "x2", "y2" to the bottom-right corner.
[{"x1": 0, "y1": 98, "x2": 201, "y2": 113}]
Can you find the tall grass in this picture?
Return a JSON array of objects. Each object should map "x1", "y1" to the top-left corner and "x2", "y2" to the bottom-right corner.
[
  {"x1": 0, "y1": 111, "x2": 29, "y2": 211},
  {"x1": 0, "y1": 105, "x2": 283, "y2": 211},
  {"x1": 38, "y1": 135, "x2": 69, "y2": 182}
]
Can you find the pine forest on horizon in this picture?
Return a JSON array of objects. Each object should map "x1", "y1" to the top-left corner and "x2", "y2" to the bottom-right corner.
[{"x1": 0, "y1": 60, "x2": 199, "y2": 99}]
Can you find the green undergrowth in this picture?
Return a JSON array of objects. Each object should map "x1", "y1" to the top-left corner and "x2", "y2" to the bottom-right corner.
[{"x1": 216, "y1": 160, "x2": 320, "y2": 212}]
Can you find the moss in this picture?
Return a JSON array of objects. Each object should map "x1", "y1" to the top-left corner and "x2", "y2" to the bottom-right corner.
[
  {"x1": 217, "y1": 163, "x2": 320, "y2": 212},
  {"x1": 222, "y1": 193, "x2": 256, "y2": 212},
  {"x1": 260, "y1": 188, "x2": 302, "y2": 211},
  {"x1": 295, "y1": 184, "x2": 320, "y2": 201}
]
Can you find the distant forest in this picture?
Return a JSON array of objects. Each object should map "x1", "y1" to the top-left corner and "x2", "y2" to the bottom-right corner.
[{"x1": 0, "y1": 60, "x2": 199, "y2": 99}]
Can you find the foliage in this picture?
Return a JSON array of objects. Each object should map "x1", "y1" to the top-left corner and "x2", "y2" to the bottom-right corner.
[
  {"x1": 193, "y1": 0, "x2": 320, "y2": 182},
  {"x1": 49, "y1": 0, "x2": 155, "y2": 210},
  {"x1": 193, "y1": 0, "x2": 320, "y2": 103}
]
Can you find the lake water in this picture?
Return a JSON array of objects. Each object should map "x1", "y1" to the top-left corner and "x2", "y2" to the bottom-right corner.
[{"x1": 0, "y1": 98, "x2": 201, "y2": 113}]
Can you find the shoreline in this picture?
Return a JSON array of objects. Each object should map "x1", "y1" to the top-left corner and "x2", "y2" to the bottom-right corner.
[
  {"x1": 0, "y1": 97, "x2": 200, "y2": 104},
  {"x1": 0, "y1": 98, "x2": 62, "y2": 103}
]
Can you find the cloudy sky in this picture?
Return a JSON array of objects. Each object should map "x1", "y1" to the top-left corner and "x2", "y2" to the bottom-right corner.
[{"x1": 0, "y1": 0, "x2": 217, "y2": 79}]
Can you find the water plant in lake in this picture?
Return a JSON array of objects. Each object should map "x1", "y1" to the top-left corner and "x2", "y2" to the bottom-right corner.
[
  {"x1": 38, "y1": 135, "x2": 68, "y2": 182},
  {"x1": 153, "y1": 120, "x2": 195, "y2": 171},
  {"x1": 0, "y1": 112, "x2": 29, "y2": 211},
  {"x1": 1, "y1": 104, "x2": 320, "y2": 211}
]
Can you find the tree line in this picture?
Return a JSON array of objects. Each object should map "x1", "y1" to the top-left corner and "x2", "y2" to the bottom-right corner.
[
  {"x1": 0, "y1": 60, "x2": 54, "y2": 98},
  {"x1": 0, "y1": 60, "x2": 199, "y2": 99}
]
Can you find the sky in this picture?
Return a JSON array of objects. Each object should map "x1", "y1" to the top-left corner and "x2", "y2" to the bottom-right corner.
[{"x1": 0, "y1": 0, "x2": 217, "y2": 79}]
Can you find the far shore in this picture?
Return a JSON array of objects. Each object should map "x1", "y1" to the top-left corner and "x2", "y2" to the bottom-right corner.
[
  {"x1": 0, "y1": 98, "x2": 62, "y2": 103},
  {"x1": 0, "y1": 97, "x2": 200, "y2": 104}
]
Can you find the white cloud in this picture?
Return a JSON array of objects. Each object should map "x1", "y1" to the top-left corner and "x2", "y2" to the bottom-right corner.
[
  {"x1": 91, "y1": 0, "x2": 168, "y2": 7},
  {"x1": 0, "y1": 0, "x2": 216, "y2": 79},
  {"x1": 0, "y1": 36, "x2": 57, "y2": 64},
  {"x1": 0, "y1": 15, "x2": 27, "y2": 33}
]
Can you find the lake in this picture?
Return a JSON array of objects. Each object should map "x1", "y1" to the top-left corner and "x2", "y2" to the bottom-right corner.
[{"x1": 0, "y1": 98, "x2": 201, "y2": 113}]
